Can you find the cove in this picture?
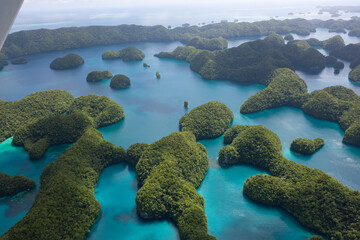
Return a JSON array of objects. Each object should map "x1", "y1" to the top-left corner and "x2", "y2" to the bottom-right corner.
[{"x1": 0, "y1": 34, "x2": 360, "y2": 239}]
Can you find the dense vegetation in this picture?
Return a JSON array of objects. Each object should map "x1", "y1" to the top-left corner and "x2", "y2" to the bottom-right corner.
[
  {"x1": 11, "y1": 57, "x2": 27, "y2": 65},
  {"x1": 187, "y1": 36, "x2": 228, "y2": 51},
  {"x1": 110, "y1": 74, "x2": 131, "y2": 89},
  {"x1": 240, "y1": 68, "x2": 307, "y2": 114},
  {"x1": 66, "y1": 94, "x2": 125, "y2": 128},
  {"x1": 12, "y1": 113, "x2": 93, "y2": 159},
  {"x1": 219, "y1": 125, "x2": 360, "y2": 239},
  {"x1": 0, "y1": 90, "x2": 74, "y2": 142},
  {"x1": 290, "y1": 138, "x2": 324, "y2": 155},
  {"x1": 102, "y1": 46, "x2": 145, "y2": 61},
  {"x1": 322, "y1": 35, "x2": 345, "y2": 51},
  {"x1": 8, "y1": 93, "x2": 124, "y2": 158},
  {"x1": 179, "y1": 101, "x2": 233, "y2": 140},
  {"x1": 125, "y1": 143, "x2": 150, "y2": 166},
  {"x1": 0, "y1": 19, "x2": 320, "y2": 58},
  {"x1": 86, "y1": 70, "x2": 113, "y2": 82},
  {"x1": 156, "y1": 34, "x2": 325, "y2": 84},
  {"x1": 349, "y1": 65, "x2": 360, "y2": 82},
  {"x1": 135, "y1": 132, "x2": 214, "y2": 240},
  {"x1": 240, "y1": 69, "x2": 360, "y2": 147},
  {"x1": 0, "y1": 173, "x2": 36, "y2": 198},
  {"x1": 331, "y1": 43, "x2": 360, "y2": 69},
  {"x1": 50, "y1": 53, "x2": 84, "y2": 70},
  {"x1": 1, "y1": 129, "x2": 126, "y2": 240}
]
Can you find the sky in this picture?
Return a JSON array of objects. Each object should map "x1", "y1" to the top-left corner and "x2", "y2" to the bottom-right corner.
[{"x1": 20, "y1": 0, "x2": 360, "y2": 11}]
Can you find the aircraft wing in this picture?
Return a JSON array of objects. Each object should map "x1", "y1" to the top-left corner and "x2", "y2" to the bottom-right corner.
[{"x1": 0, "y1": 0, "x2": 24, "y2": 51}]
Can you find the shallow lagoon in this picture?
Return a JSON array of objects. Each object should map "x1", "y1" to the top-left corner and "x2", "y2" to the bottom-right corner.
[{"x1": 1, "y1": 33, "x2": 360, "y2": 239}]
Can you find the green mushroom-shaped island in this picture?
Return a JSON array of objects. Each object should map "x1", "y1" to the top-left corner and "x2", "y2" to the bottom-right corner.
[
  {"x1": 110, "y1": 74, "x2": 131, "y2": 89},
  {"x1": 219, "y1": 125, "x2": 360, "y2": 239},
  {"x1": 102, "y1": 46, "x2": 145, "y2": 61},
  {"x1": 290, "y1": 137, "x2": 324, "y2": 155},
  {"x1": 179, "y1": 101, "x2": 233, "y2": 140},
  {"x1": 135, "y1": 131, "x2": 214, "y2": 240},
  {"x1": 0, "y1": 172, "x2": 36, "y2": 198},
  {"x1": 12, "y1": 94, "x2": 125, "y2": 159},
  {"x1": 86, "y1": 70, "x2": 113, "y2": 82},
  {"x1": 50, "y1": 53, "x2": 84, "y2": 70}
]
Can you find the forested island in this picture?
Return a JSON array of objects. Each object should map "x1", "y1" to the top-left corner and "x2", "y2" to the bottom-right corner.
[
  {"x1": 179, "y1": 101, "x2": 233, "y2": 140},
  {"x1": 50, "y1": 53, "x2": 84, "y2": 70},
  {"x1": 135, "y1": 131, "x2": 214, "y2": 240},
  {"x1": 2, "y1": 18, "x2": 360, "y2": 58},
  {"x1": 86, "y1": 70, "x2": 113, "y2": 82},
  {"x1": 290, "y1": 137, "x2": 324, "y2": 155},
  {"x1": 155, "y1": 34, "x2": 325, "y2": 84},
  {"x1": 110, "y1": 74, "x2": 131, "y2": 89},
  {"x1": 0, "y1": 173, "x2": 35, "y2": 198},
  {"x1": 219, "y1": 125, "x2": 360, "y2": 239},
  {"x1": 102, "y1": 46, "x2": 145, "y2": 61}
]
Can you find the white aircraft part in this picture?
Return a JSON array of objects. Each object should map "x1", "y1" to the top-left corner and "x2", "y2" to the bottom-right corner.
[{"x1": 0, "y1": 0, "x2": 24, "y2": 51}]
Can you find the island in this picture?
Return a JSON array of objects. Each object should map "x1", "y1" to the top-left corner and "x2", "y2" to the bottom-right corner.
[
  {"x1": 50, "y1": 53, "x2": 84, "y2": 70},
  {"x1": 86, "y1": 70, "x2": 113, "y2": 82},
  {"x1": 0, "y1": 173, "x2": 36, "y2": 198},
  {"x1": 349, "y1": 64, "x2": 360, "y2": 82},
  {"x1": 143, "y1": 62, "x2": 150, "y2": 68},
  {"x1": 290, "y1": 137, "x2": 324, "y2": 155},
  {"x1": 102, "y1": 46, "x2": 145, "y2": 61},
  {"x1": 331, "y1": 43, "x2": 360, "y2": 69},
  {"x1": 125, "y1": 143, "x2": 150, "y2": 166},
  {"x1": 325, "y1": 55, "x2": 338, "y2": 65},
  {"x1": 284, "y1": 33, "x2": 294, "y2": 41},
  {"x1": 135, "y1": 131, "x2": 215, "y2": 240},
  {"x1": 186, "y1": 36, "x2": 228, "y2": 51},
  {"x1": 11, "y1": 57, "x2": 27, "y2": 65},
  {"x1": 156, "y1": 72, "x2": 160, "y2": 79},
  {"x1": 179, "y1": 101, "x2": 233, "y2": 140},
  {"x1": 3, "y1": 18, "x2": 360, "y2": 58},
  {"x1": 155, "y1": 34, "x2": 325, "y2": 85},
  {"x1": 0, "y1": 90, "x2": 74, "y2": 143},
  {"x1": 240, "y1": 68, "x2": 308, "y2": 114},
  {"x1": 322, "y1": 35, "x2": 345, "y2": 51},
  {"x1": 219, "y1": 125, "x2": 360, "y2": 239},
  {"x1": 1, "y1": 129, "x2": 126, "y2": 240},
  {"x1": 110, "y1": 74, "x2": 131, "y2": 89},
  {"x1": 12, "y1": 94, "x2": 124, "y2": 159}
]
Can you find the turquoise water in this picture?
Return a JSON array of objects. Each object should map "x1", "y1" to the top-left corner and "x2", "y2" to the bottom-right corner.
[{"x1": 1, "y1": 34, "x2": 360, "y2": 239}]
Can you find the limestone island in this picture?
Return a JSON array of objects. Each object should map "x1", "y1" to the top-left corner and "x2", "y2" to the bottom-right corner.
[
  {"x1": 50, "y1": 53, "x2": 84, "y2": 70},
  {"x1": 0, "y1": 89, "x2": 74, "y2": 143},
  {"x1": 219, "y1": 125, "x2": 360, "y2": 239},
  {"x1": 86, "y1": 70, "x2": 113, "y2": 82},
  {"x1": 11, "y1": 57, "x2": 27, "y2": 65},
  {"x1": 349, "y1": 64, "x2": 360, "y2": 82},
  {"x1": 0, "y1": 172, "x2": 36, "y2": 198},
  {"x1": 186, "y1": 36, "x2": 228, "y2": 51},
  {"x1": 125, "y1": 143, "x2": 150, "y2": 166},
  {"x1": 2, "y1": 129, "x2": 126, "y2": 240},
  {"x1": 155, "y1": 33, "x2": 325, "y2": 84},
  {"x1": 179, "y1": 100, "x2": 233, "y2": 140},
  {"x1": 102, "y1": 46, "x2": 145, "y2": 61},
  {"x1": 290, "y1": 137, "x2": 324, "y2": 155},
  {"x1": 143, "y1": 62, "x2": 150, "y2": 68},
  {"x1": 12, "y1": 94, "x2": 124, "y2": 159},
  {"x1": 135, "y1": 131, "x2": 215, "y2": 240},
  {"x1": 156, "y1": 72, "x2": 160, "y2": 79},
  {"x1": 110, "y1": 74, "x2": 131, "y2": 89}
]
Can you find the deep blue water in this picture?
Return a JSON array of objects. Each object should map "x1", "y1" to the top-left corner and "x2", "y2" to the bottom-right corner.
[{"x1": 1, "y1": 33, "x2": 360, "y2": 239}]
